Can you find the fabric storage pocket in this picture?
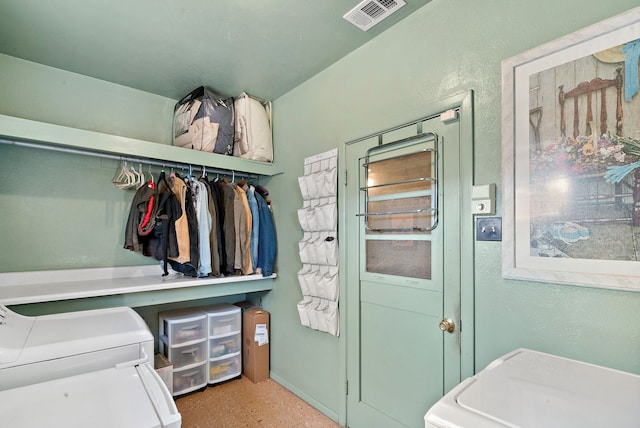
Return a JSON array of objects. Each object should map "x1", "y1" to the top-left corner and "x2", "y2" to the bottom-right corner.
[
  {"x1": 315, "y1": 299, "x2": 330, "y2": 333},
  {"x1": 321, "y1": 167, "x2": 338, "y2": 198},
  {"x1": 303, "y1": 173, "x2": 321, "y2": 200},
  {"x1": 318, "y1": 267, "x2": 339, "y2": 301},
  {"x1": 306, "y1": 268, "x2": 320, "y2": 296},
  {"x1": 317, "y1": 202, "x2": 337, "y2": 231},
  {"x1": 297, "y1": 207, "x2": 320, "y2": 232},
  {"x1": 297, "y1": 297, "x2": 313, "y2": 327},
  {"x1": 298, "y1": 237, "x2": 318, "y2": 265},
  {"x1": 322, "y1": 301, "x2": 339, "y2": 336},
  {"x1": 319, "y1": 237, "x2": 338, "y2": 266},
  {"x1": 297, "y1": 208, "x2": 311, "y2": 231},
  {"x1": 298, "y1": 265, "x2": 319, "y2": 296},
  {"x1": 307, "y1": 297, "x2": 322, "y2": 329},
  {"x1": 298, "y1": 176, "x2": 310, "y2": 200}
]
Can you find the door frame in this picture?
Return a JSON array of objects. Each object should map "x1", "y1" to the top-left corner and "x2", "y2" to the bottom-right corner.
[{"x1": 337, "y1": 90, "x2": 475, "y2": 425}]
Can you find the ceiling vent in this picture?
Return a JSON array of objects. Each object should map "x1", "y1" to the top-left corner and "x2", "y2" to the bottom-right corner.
[{"x1": 343, "y1": 0, "x2": 407, "y2": 31}]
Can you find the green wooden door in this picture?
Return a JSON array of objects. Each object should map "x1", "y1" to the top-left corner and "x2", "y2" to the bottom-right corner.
[{"x1": 344, "y1": 109, "x2": 464, "y2": 428}]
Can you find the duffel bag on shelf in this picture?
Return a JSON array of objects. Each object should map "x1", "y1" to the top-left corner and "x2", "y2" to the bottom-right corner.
[
  {"x1": 233, "y1": 92, "x2": 273, "y2": 162},
  {"x1": 173, "y1": 86, "x2": 235, "y2": 155}
]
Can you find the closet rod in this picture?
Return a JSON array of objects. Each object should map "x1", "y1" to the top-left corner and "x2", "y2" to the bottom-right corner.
[{"x1": 0, "y1": 137, "x2": 258, "y2": 180}]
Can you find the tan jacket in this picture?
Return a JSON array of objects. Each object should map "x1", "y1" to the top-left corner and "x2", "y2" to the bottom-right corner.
[
  {"x1": 233, "y1": 183, "x2": 253, "y2": 274},
  {"x1": 169, "y1": 176, "x2": 191, "y2": 263}
]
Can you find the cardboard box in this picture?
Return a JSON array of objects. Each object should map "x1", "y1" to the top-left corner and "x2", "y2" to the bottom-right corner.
[
  {"x1": 241, "y1": 307, "x2": 270, "y2": 383},
  {"x1": 234, "y1": 301, "x2": 255, "y2": 313},
  {"x1": 154, "y1": 353, "x2": 173, "y2": 394}
]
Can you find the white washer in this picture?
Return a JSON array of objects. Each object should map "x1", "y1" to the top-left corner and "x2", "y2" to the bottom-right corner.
[
  {"x1": 0, "y1": 305, "x2": 180, "y2": 427},
  {"x1": 0, "y1": 359, "x2": 180, "y2": 428},
  {"x1": 425, "y1": 348, "x2": 640, "y2": 428}
]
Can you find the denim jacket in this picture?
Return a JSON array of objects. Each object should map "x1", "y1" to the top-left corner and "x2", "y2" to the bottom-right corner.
[
  {"x1": 246, "y1": 185, "x2": 260, "y2": 271},
  {"x1": 255, "y1": 192, "x2": 276, "y2": 276}
]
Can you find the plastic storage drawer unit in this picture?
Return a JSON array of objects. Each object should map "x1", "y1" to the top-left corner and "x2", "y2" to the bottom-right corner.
[
  {"x1": 209, "y1": 353, "x2": 241, "y2": 383},
  {"x1": 161, "y1": 339, "x2": 207, "y2": 370},
  {"x1": 209, "y1": 334, "x2": 241, "y2": 358},
  {"x1": 160, "y1": 310, "x2": 207, "y2": 345},
  {"x1": 202, "y1": 304, "x2": 242, "y2": 384},
  {"x1": 159, "y1": 309, "x2": 208, "y2": 396},
  {"x1": 208, "y1": 306, "x2": 241, "y2": 336},
  {"x1": 173, "y1": 364, "x2": 208, "y2": 394}
]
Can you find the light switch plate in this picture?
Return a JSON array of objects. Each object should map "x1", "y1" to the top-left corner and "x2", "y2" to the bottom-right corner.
[
  {"x1": 476, "y1": 217, "x2": 502, "y2": 241},
  {"x1": 471, "y1": 184, "x2": 496, "y2": 215}
]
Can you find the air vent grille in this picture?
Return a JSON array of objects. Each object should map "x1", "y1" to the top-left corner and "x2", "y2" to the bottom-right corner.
[
  {"x1": 361, "y1": 2, "x2": 385, "y2": 19},
  {"x1": 343, "y1": 0, "x2": 406, "y2": 31}
]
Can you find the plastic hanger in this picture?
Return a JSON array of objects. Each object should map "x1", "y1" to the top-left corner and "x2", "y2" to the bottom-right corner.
[
  {"x1": 116, "y1": 160, "x2": 135, "y2": 189},
  {"x1": 137, "y1": 163, "x2": 145, "y2": 187},
  {"x1": 125, "y1": 162, "x2": 137, "y2": 189},
  {"x1": 130, "y1": 163, "x2": 141, "y2": 188},
  {"x1": 113, "y1": 159, "x2": 128, "y2": 187}
]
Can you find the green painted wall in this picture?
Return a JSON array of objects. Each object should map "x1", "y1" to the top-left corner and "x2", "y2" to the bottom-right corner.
[
  {"x1": 266, "y1": 0, "x2": 640, "y2": 422},
  {"x1": 1, "y1": 0, "x2": 640, "y2": 425},
  {"x1": 0, "y1": 53, "x2": 174, "y2": 143},
  {"x1": 0, "y1": 54, "x2": 177, "y2": 272}
]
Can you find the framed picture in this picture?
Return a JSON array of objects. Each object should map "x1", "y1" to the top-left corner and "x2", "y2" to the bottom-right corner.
[{"x1": 502, "y1": 7, "x2": 640, "y2": 291}]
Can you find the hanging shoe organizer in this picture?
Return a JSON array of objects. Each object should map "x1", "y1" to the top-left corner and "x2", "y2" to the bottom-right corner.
[{"x1": 296, "y1": 148, "x2": 339, "y2": 336}]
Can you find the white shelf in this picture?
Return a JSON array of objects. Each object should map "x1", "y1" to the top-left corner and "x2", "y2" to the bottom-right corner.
[
  {"x1": 0, "y1": 114, "x2": 283, "y2": 176},
  {"x1": 0, "y1": 265, "x2": 275, "y2": 306},
  {"x1": 0, "y1": 115, "x2": 280, "y2": 306}
]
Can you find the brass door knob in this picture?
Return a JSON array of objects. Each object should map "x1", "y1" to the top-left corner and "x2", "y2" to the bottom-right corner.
[{"x1": 439, "y1": 318, "x2": 455, "y2": 333}]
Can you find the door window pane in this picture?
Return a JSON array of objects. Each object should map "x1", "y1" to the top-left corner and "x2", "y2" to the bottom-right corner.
[
  {"x1": 367, "y1": 151, "x2": 432, "y2": 197},
  {"x1": 363, "y1": 148, "x2": 435, "y2": 279},
  {"x1": 367, "y1": 196, "x2": 432, "y2": 233},
  {"x1": 366, "y1": 240, "x2": 432, "y2": 279}
]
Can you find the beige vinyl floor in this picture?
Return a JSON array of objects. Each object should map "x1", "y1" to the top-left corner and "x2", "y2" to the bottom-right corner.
[{"x1": 175, "y1": 376, "x2": 343, "y2": 427}]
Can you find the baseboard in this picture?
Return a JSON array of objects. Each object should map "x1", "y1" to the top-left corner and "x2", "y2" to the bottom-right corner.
[{"x1": 269, "y1": 371, "x2": 340, "y2": 423}]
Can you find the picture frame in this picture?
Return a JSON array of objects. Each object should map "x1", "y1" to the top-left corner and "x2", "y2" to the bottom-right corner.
[{"x1": 502, "y1": 6, "x2": 640, "y2": 292}]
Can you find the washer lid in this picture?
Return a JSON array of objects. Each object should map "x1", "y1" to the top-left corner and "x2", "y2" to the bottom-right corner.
[
  {"x1": 454, "y1": 349, "x2": 640, "y2": 428},
  {"x1": 0, "y1": 306, "x2": 35, "y2": 365},
  {"x1": 19, "y1": 306, "x2": 152, "y2": 365},
  {"x1": 0, "y1": 362, "x2": 181, "y2": 428}
]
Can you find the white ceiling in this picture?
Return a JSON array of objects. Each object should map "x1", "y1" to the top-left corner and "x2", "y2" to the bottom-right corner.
[{"x1": 0, "y1": 0, "x2": 430, "y2": 101}]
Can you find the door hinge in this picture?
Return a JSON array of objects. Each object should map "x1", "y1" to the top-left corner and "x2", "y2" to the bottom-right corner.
[
  {"x1": 345, "y1": 379, "x2": 349, "y2": 395},
  {"x1": 344, "y1": 169, "x2": 348, "y2": 186}
]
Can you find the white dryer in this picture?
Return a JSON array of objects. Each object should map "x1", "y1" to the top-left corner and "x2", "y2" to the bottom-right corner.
[
  {"x1": 0, "y1": 304, "x2": 154, "y2": 389},
  {"x1": 0, "y1": 305, "x2": 181, "y2": 427},
  {"x1": 425, "y1": 348, "x2": 640, "y2": 428}
]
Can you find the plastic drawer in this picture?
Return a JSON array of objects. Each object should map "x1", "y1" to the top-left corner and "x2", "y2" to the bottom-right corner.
[
  {"x1": 163, "y1": 339, "x2": 207, "y2": 369},
  {"x1": 208, "y1": 311, "x2": 241, "y2": 337},
  {"x1": 209, "y1": 333, "x2": 241, "y2": 358},
  {"x1": 162, "y1": 313, "x2": 207, "y2": 345},
  {"x1": 208, "y1": 352, "x2": 241, "y2": 384},
  {"x1": 173, "y1": 363, "x2": 207, "y2": 395}
]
